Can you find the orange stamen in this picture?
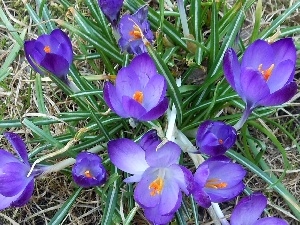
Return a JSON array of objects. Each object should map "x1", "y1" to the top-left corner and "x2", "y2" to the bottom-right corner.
[
  {"x1": 129, "y1": 25, "x2": 142, "y2": 40},
  {"x1": 205, "y1": 178, "x2": 227, "y2": 189},
  {"x1": 84, "y1": 170, "x2": 94, "y2": 178},
  {"x1": 133, "y1": 91, "x2": 144, "y2": 104},
  {"x1": 149, "y1": 177, "x2": 164, "y2": 196},
  {"x1": 218, "y1": 139, "x2": 224, "y2": 144},
  {"x1": 258, "y1": 64, "x2": 275, "y2": 81},
  {"x1": 44, "y1": 45, "x2": 51, "y2": 53}
]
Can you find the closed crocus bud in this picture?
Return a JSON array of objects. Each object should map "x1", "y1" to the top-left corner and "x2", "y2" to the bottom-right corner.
[
  {"x1": 98, "y1": 0, "x2": 124, "y2": 28},
  {"x1": 103, "y1": 53, "x2": 168, "y2": 121},
  {"x1": 24, "y1": 29, "x2": 73, "y2": 84},
  {"x1": 72, "y1": 152, "x2": 107, "y2": 188},
  {"x1": 196, "y1": 120, "x2": 237, "y2": 156}
]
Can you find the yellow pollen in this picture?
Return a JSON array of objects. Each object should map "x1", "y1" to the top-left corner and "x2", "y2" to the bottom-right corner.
[
  {"x1": 218, "y1": 139, "x2": 224, "y2": 144},
  {"x1": 258, "y1": 64, "x2": 275, "y2": 81},
  {"x1": 84, "y1": 170, "x2": 94, "y2": 178},
  {"x1": 129, "y1": 25, "x2": 142, "y2": 40},
  {"x1": 149, "y1": 177, "x2": 164, "y2": 196},
  {"x1": 205, "y1": 178, "x2": 227, "y2": 189},
  {"x1": 133, "y1": 91, "x2": 144, "y2": 104},
  {"x1": 44, "y1": 45, "x2": 51, "y2": 53}
]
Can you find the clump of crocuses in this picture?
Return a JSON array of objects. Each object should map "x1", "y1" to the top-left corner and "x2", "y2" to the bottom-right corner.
[
  {"x1": 231, "y1": 192, "x2": 288, "y2": 225},
  {"x1": 72, "y1": 152, "x2": 107, "y2": 188},
  {"x1": 223, "y1": 38, "x2": 297, "y2": 129},
  {"x1": 191, "y1": 156, "x2": 246, "y2": 208},
  {"x1": 108, "y1": 130, "x2": 193, "y2": 224},
  {"x1": 0, "y1": 132, "x2": 44, "y2": 210},
  {"x1": 24, "y1": 29, "x2": 73, "y2": 83},
  {"x1": 98, "y1": 0, "x2": 124, "y2": 28},
  {"x1": 103, "y1": 53, "x2": 168, "y2": 121},
  {"x1": 118, "y1": 6, "x2": 154, "y2": 55},
  {"x1": 196, "y1": 120, "x2": 237, "y2": 156}
]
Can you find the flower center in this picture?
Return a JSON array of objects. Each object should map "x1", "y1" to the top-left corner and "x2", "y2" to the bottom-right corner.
[
  {"x1": 129, "y1": 25, "x2": 142, "y2": 40},
  {"x1": 149, "y1": 177, "x2": 164, "y2": 196},
  {"x1": 84, "y1": 170, "x2": 94, "y2": 179},
  {"x1": 44, "y1": 45, "x2": 51, "y2": 53},
  {"x1": 218, "y1": 139, "x2": 224, "y2": 144},
  {"x1": 258, "y1": 64, "x2": 275, "y2": 81},
  {"x1": 205, "y1": 178, "x2": 227, "y2": 189},
  {"x1": 133, "y1": 91, "x2": 144, "y2": 103}
]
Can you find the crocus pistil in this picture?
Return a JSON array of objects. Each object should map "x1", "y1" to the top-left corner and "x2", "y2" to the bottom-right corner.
[
  {"x1": 205, "y1": 178, "x2": 227, "y2": 189},
  {"x1": 149, "y1": 176, "x2": 164, "y2": 196},
  {"x1": 258, "y1": 63, "x2": 275, "y2": 81}
]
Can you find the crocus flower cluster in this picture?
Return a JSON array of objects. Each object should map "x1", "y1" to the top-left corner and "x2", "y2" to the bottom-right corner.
[
  {"x1": 118, "y1": 6, "x2": 154, "y2": 55},
  {"x1": 104, "y1": 53, "x2": 168, "y2": 121},
  {"x1": 191, "y1": 156, "x2": 246, "y2": 208},
  {"x1": 24, "y1": 29, "x2": 73, "y2": 84},
  {"x1": 108, "y1": 130, "x2": 193, "y2": 224},
  {"x1": 196, "y1": 120, "x2": 237, "y2": 156},
  {"x1": 0, "y1": 132, "x2": 45, "y2": 210},
  {"x1": 72, "y1": 152, "x2": 107, "y2": 188},
  {"x1": 223, "y1": 38, "x2": 297, "y2": 127},
  {"x1": 231, "y1": 192, "x2": 288, "y2": 225},
  {"x1": 98, "y1": 0, "x2": 124, "y2": 28}
]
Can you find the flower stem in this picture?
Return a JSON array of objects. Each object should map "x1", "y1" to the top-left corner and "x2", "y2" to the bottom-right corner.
[
  {"x1": 177, "y1": 0, "x2": 190, "y2": 37},
  {"x1": 212, "y1": 203, "x2": 230, "y2": 225},
  {"x1": 233, "y1": 107, "x2": 253, "y2": 131}
]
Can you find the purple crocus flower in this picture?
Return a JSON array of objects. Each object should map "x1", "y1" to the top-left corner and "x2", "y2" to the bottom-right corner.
[
  {"x1": 223, "y1": 38, "x2": 297, "y2": 129},
  {"x1": 103, "y1": 53, "x2": 168, "y2": 121},
  {"x1": 72, "y1": 152, "x2": 107, "y2": 188},
  {"x1": 108, "y1": 131, "x2": 193, "y2": 224},
  {"x1": 0, "y1": 132, "x2": 43, "y2": 210},
  {"x1": 191, "y1": 156, "x2": 246, "y2": 208},
  {"x1": 24, "y1": 29, "x2": 73, "y2": 83},
  {"x1": 196, "y1": 120, "x2": 237, "y2": 156},
  {"x1": 118, "y1": 6, "x2": 154, "y2": 55},
  {"x1": 98, "y1": 0, "x2": 124, "y2": 28},
  {"x1": 231, "y1": 192, "x2": 288, "y2": 225}
]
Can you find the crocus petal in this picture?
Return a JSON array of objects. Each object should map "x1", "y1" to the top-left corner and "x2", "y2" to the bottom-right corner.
[
  {"x1": 11, "y1": 179, "x2": 34, "y2": 207},
  {"x1": 194, "y1": 164, "x2": 209, "y2": 188},
  {"x1": 123, "y1": 174, "x2": 143, "y2": 183},
  {"x1": 241, "y1": 39, "x2": 273, "y2": 69},
  {"x1": 207, "y1": 182, "x2": 245, "y2": 203},
  {"x1": 139, "y1": 97, "x2": 169, "y2": 121},
  {"x1": 159, "y1": 185, "x2": 181, "y2": 215},
  {"x1": 138, "y1": 130, "x2": 161, "y2": 151},
  {"x1": 4, "y1": 132, "x2": 29, "y2": 165},
  {"x1": 36, "y1": 34, "x2": 60, "y2": 53},
  {"x1": 0, "y1": 194, "x2": 17, "y2": 210},
  {"x1": 128, "y1": 53, "x2": 158, "y2": 86},
  {"x1": 40, "y1": 54, "x2": 70, "y2": 80},
  {"x1": 0, "y1": 149, "x2": 21, "y2": 167},
  {"x1": 258, "y1": 81, "x2": 297, "y2": 107},
  {"x1": 223, "y1": 48, "x2": 241, "y2": 92},
  {"x1": 134, "y1": 167, "x2": 160, "y2": 208},
  {"x1": 98, "y1": 0, "x2": 124, "y2": 26},
  {"x1": 231, "y1": 192, "x2": 267, "y2": 225},
  {"x1": 0, "y1": 162, "x2": 30, "y2": 197},
  {"x1": 24, "y1": 40, "x2": 44, "y2": 74},
  {"x1": 108, "y1": 138, "x2": 149, "y2": 176},
  {"x1": 240, "y1": 68, "x2": 270, "y2": 108},
  {"x1": 103, "y1": 82, "x2": 128, "y2": 118},
  {"x1": 50, "y1": 29, "x2": 73, "y2": 65},
  {"x1": 143, "y1": 75, "x2": 167, "y2": 110},
  {"x1": 272, "y1": 38, "x2": 297, "y2": 65},
  {"x1": 267, "y1": 60, "x2": 295, "y2": 93},
  {"x1": 115, "y1": 67, "x2": 141, "y2": 98},
  {"x1": 145, "y1": 141, "x2": 181, "y2": 167},
  {"x1": 253, "y1": 217, "x2": 289, "y2": 225},
  {"x1": 192, "y1": 187, "x2": 211, "y2": 208},
  {"x1": 122, "y1": 96, "x2": 147, "y2": 119},
  {"x1": 144, "y1": 206, "x2": 176, "y2": 225}
]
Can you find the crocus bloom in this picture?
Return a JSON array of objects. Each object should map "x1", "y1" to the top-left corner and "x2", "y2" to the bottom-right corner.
[
  {"x1": 103, "y1": 53, "x2": 168, "y2": 121},
  {"x1": 98, "y1": 0, "x2": 124, "y2": 28},
  {"x1": 223, "y1": 38, "x2": 297, "y2": 129},
  {"x1": 196, "y1": 120, "x2": 237, "y2": 156},
  {"x1": 118, "y1": 6, "x2": 154, "y2": 55},
  {"x1": 0, "y1": 132, "x2": 43, "y2": 210},
  {"x1": 108, "y1": 131, "x2": 193, "y2": 224},
  {"x1": 231, "y1": 192, "x2": 288, "y2": 225},
  {"x1": 72, "y1": 152, "x2": 107, "y2": 188},
  {"x1": 191, "y1": 156, "x2": 246, "y2": 208},
  {"x1": 24, "y1": 29, "x2": 73, "y2": 83}
]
